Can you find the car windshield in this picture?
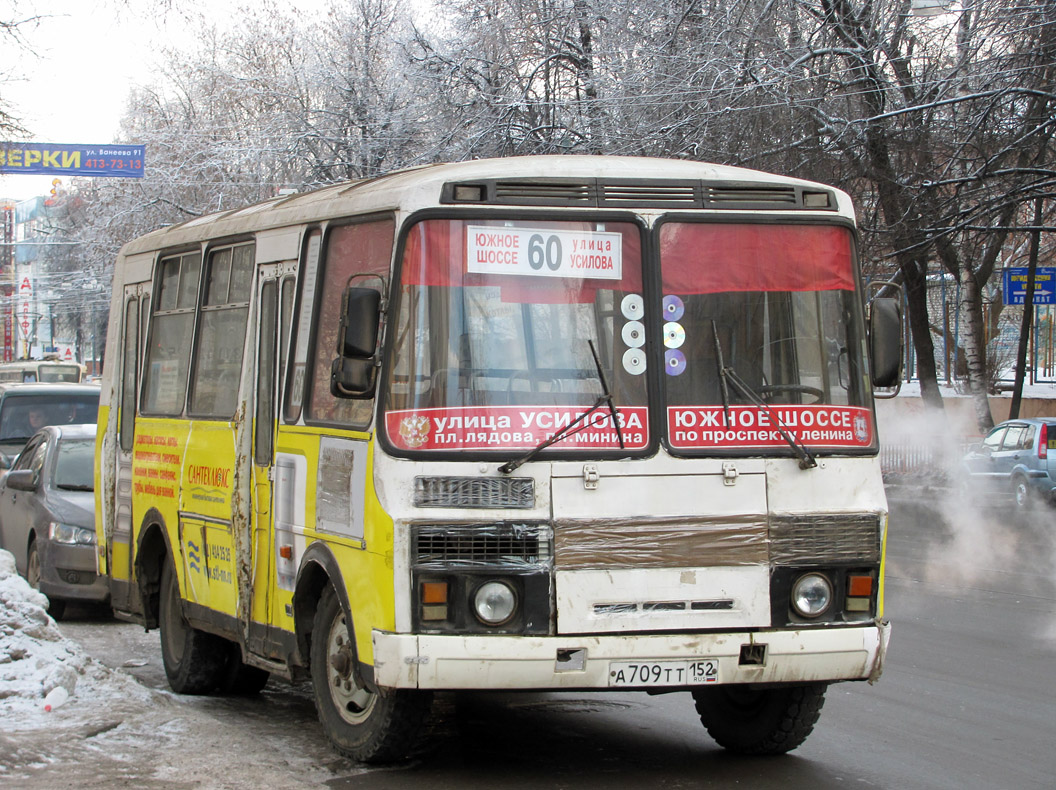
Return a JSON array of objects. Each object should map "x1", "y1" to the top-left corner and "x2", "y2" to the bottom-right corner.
[
  {"x1": 53, "y1": 438, "x2": 95, "y2": 490},
  {"x1": 0, "y1": 394, "x2": 100, "y2": 444}
]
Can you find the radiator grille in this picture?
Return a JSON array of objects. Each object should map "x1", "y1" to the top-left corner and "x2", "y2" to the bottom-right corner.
[
  {"x1": 414, "y1": 476, "x2": 535, "y2": 509},
  {"x1": 769, "y1": 514, "x2": 881, "y2": 566},
  {"x1": 413, "y1": 523, "x2": 552, "y2": 568}
]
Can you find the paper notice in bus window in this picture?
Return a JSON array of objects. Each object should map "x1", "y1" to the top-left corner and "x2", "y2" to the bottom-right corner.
[
  {"x1": 667, "y1": 405, "x2": 873, "y2": 449},
  {"x1": 466, "y1": 226, "x2": 622, "y2": 280}
]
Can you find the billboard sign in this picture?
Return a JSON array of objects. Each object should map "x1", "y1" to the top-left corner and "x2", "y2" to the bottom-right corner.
[
  {"x1": 0, "y1": 143, "x2": 144, "y2": 178},
  {"x1": 1003, "y1": 267, "x2": 1056, "y2": 306}
]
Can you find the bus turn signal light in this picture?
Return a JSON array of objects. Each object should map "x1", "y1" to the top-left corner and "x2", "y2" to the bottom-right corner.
[
  {"x1": 421, "y1": 581, "x2": 448, "y2": 604},
  {"x1": 847, "y1": 574, "x2": 873, "y2": 597},
  {"x1": 846, "y1": 574, "x2": 874, "y2": 612},
  {"x1": 421, "y1": 581, "x2": 449, "y2": 622}
]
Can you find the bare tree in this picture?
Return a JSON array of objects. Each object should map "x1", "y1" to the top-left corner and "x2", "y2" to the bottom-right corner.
[
  {"x1": 700, "y1": 0, "x2": 1056, "y2": 429},
  {"x1": 409, "y1": 0, "x2": 618, "y2": 157},
  {"x1": 0, "y1": 5, "x2": 41, "y2": 136},
  {"x1": 37, "y1": 0, "x2": 1053, "y2": 425}
]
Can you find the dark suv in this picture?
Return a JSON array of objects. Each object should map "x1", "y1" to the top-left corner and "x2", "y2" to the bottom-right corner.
[
  {"x1": 961, "y1": 418, "x2": 1056, "y2": 509},
  {"x1": 0, "y1": 383, "x2": 100, "y2": 468}
]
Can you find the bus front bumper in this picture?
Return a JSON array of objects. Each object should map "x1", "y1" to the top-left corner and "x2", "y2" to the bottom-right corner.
[{"x1": 372, "y1": 621, "x2": 890, "y2": 690}]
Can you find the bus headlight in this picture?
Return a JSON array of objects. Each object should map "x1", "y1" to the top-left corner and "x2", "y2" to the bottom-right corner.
[
  {"x1": 472, "y1": 581, "x2": 517, "y2": 626},
  {"x1": 791, "y1": 573, "x2": 833, "y2": 618}
]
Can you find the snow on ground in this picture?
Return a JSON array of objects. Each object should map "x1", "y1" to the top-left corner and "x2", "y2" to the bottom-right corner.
[
  {"x1": 0, "y1": 549, "x2": 154, "y2": 728},
  {"x1": 0, "y1": 548, "x2": 369, "y2": 788}
]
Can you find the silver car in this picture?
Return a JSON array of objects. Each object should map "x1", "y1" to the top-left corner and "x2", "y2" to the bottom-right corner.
[
  {"x1": 961, "y1": 418, "x2": 1056, "y2": 509},
  {"x1": 0, "y1": 423, "x2": 107, "y2": 618}
]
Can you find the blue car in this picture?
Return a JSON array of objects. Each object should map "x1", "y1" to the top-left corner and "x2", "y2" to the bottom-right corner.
[{"x1": 962, "y1": 418, "x2": 1056, "y2": 509}]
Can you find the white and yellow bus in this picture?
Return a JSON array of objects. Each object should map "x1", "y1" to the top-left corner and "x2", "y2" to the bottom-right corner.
[
  {"x1": 0, "y1": 359, "x2": 85, "y2": 383},
  {"x1": 95, "y1": 156, "x2": 901, "y2": 762}
]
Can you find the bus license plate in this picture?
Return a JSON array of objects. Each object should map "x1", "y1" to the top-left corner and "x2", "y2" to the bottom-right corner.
[{"x1": 608, "y1": 659, "x2": 719, "y2": 687}]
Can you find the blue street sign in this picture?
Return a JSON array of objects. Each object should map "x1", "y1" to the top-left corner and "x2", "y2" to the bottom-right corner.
[
  {"x1": 1003, "y1": 267, "x2": 1056, "y2": 305},
  {"x1": 0, "y1": 143, "x2": 144, "y2": 178}
]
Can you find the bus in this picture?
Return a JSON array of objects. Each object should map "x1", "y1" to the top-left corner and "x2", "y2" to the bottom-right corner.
[
  {"x1": 0, "y1": 359, "x2": 85, "y2": 383},
  {"x1": 95, "y1": 156, "x2": 901, "y2": 762}
]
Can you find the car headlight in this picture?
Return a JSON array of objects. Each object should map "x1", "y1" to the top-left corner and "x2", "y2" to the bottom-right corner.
[
  {"x1": 472, "y1": 581, "x2": 517, "y2": 625},
  {"x1": 49, "y1": 522, "x2": 95, "y2": 545},
  {"x1": 791, "y1": 572, "x2": 833, "y2": 618}
]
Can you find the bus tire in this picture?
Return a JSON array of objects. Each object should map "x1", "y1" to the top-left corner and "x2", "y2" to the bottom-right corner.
[
  {"x1": 310, "y1": 584, "x2": 431, "y2": 763},
  {"x1": 691, "y1": 682, "x2": 828, "y2": 755},
  {"x1": 159, "y1": 561, "x2": 226, "y2": 694}
]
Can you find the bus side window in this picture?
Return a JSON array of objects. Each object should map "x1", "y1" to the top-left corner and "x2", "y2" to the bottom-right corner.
[
  {"x1": 284, "y1": 231, "x2": 321, "y2": 424},
  {"x1": 255, "y1": 281, "x2": 278, "y2": 466},
  {"x1": 119, "y1": 298, "x2": 139, "y2": 453},
  {"x1": 306, "y1": 219, "x2": 393, "y2": 427},
  {"x1": 142, "y1": 252, "x2": 201, "y2": 416},
  {"x1": 189, "y1": 243, "x2": 254, "y2": 418}
]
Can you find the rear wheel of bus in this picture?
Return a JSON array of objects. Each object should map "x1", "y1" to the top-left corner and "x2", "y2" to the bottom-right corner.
[
  {"x1": 691, "y1": 682, "x2": 828, "y2": 754},
  {"x1": 311, "y1": 584, "x2": 431, "y2": 763},
  {"x1": 159, "y1": 560, "x2": 227, "y2": 694}
]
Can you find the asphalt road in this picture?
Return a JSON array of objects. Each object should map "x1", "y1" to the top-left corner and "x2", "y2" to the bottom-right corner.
[{"x1": 16, "y1": 489, "x2": 1056, "y2": 789}]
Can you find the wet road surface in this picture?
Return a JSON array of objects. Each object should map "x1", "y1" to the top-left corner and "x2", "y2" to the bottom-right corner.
[{"x1": 11, "y1": 489, "x2": 1056, "y2": 789}]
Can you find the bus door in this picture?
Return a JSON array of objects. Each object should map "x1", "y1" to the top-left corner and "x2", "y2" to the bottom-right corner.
[
  {"x1": 248, "y1": 264, "x2": 295, "y2": 653},
  {"x1": 177, "y1": 242, "x2": 255, "y2": 620},
  {"x1": 111, "y1": 284, "x2": 149, "y2": 611}
]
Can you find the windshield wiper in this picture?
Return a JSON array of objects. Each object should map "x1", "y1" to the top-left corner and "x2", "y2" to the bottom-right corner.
[
  {"x1": 710, "y1": 322, "x2": 816, "y2": 470},
  {"x1": 498, "y1": 339, "x2": 623, "y2": 475},
  {"x1": 721, "y1": 366, "x2": 817, "y2": 470},
  {"x1": 711, "y1": 320, "x2": 731, "y2": 428},
  {"x1": 589, "y1": 339, "x2": 624, "y2": 452}
]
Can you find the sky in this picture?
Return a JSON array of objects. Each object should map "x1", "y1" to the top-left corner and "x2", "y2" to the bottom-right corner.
[
  {"x1": 0, "y1": 0, "x2": 161, "y2": 201},
  {"x1": 0, "y1": 0, "x2": 340, "y2": 203}
]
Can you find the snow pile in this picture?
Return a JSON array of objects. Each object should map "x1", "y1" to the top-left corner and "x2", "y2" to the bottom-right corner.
[{"x1": 0, "y1": 548, "x2": 151, "y2": 729}]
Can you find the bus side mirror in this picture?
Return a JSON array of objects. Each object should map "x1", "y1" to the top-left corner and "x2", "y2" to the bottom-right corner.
[
  {"x1": 869, "y1": 296, "x2": 902, "y2": 388},
  {"x1": 337, "y1": 287, "x2": 381, "y2": 357},
  {"x1": 331, "y1": 357, "x2": 376, "y2": 398},
  {"x1": 330, "y1": 286, "x2": 382, "y2": 399}
]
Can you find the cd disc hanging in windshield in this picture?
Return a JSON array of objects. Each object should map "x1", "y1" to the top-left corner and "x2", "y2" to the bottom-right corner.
[
  {"x1": 623, "y1": 348, "x2": 647, "y2": 375},
  {"x1": 664, "y1": 349, "x2": 686, "y2": 376},
  {"x1": 662, "y1": 294, "x2": 685, "y2": 322},
  {"x1": 621, "y1": 294, "x2": 644, "y2": 320},
  {"x1": 622, "y1": 320, "x2": 646, "y2": 348},
  {"x1": 663, "y1": 321, "x2": 685, "y2": 349}
]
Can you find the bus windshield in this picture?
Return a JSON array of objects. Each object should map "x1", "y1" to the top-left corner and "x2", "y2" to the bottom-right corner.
[
  {"x1": 384, "y1": 218, "x2": 649, "y2": 452},
  {"x1": 659, "y1": 222, "x2": 873, "y2": 452},
  {"x1": 38, "y1": 365, "x2": 83, "y2": 383},
  {"x1": 382, "y1": 217, "x2": 874, "y2": 456}
]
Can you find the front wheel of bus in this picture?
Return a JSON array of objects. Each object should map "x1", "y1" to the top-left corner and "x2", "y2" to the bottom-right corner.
[
  {"x1": 692, "y1": 682, "x2": 828, "y2": 755},
  {"x1": 311, "y1": 585, "x2": 431, "y2": 763},
  {"x1": 159, "y1": 561, "x2": 226, "y2": 694}
]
